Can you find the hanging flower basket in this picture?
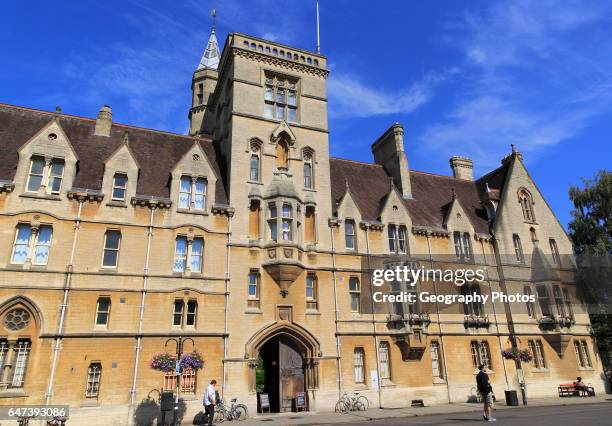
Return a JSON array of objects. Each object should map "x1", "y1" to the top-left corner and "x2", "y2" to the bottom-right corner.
[
  {"x1": 502, "y1": 348, "x2": 533, "y2": 363},
  {"x1": 150, "y1": 351, "x2": 204, "y2": 373},
  {"x1": 180, "y1": 351, "x2": 204, "y2": 371},
  {"x1": 150, "y1": 352, "x2": 178, "y2": 372}
]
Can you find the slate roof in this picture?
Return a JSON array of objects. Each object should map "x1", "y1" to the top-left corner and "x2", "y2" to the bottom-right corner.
[
  {"x1": 330, "y1": 157, "x2": 509, "y2": 235},
  {"x1": 0, "y1": 103, "x2": 228, "y2": 204}
]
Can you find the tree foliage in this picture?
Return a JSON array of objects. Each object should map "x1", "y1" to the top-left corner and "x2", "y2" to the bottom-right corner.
[{"x1": 568, "y1": 170, "x2": 612, "y2": 376}]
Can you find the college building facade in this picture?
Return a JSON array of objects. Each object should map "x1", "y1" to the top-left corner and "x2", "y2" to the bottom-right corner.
[{"x1": 0, "y1": 27, "x2": 606, "y2": 421}]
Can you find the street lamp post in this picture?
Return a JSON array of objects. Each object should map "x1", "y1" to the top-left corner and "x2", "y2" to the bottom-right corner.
[{"x1": 165, "y1": 336, "x2": 195, "y2": 426}]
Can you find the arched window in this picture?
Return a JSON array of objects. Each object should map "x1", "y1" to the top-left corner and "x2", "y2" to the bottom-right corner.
[
  {"x1": 303, "y1": 150, "x2": 314, "y2": 189},
  {"x1": 454, "y1": 231, "x2": 472, "y2": 261},
  {"x1": 549, "y1": 238, "x2": 560, "y2": 265},
  {"x1": 388, "y1": 224, "x2": 397, "y2": 253},
  {"x1": 513, "y1": 234, "x2": 524, "y2": 263},
  {"x1": 518, "y1": 189, "x2": 535, "y2": 222},
  {"x1": 398, "y1": 226, "x2": 408, "y2": 254},
  {"x1": 250, "y1": 154, "x2": 260, "y2": 182},
  {"x1": 276, "y1": 139, "x2": 288, "y2": 169}
]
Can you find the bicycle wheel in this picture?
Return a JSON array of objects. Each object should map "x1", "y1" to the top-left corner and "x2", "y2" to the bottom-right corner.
[
  {"x1": 356, "y1": 395, "x2": 369, "y2": 410},
  {"x1": 353, "y1": 401, "x2": 366, "y2": 411},
  {"x1": 335, "y1": 400, "x2": 349, "y2": 414},
  {"x1": 234, "y1": 404, "x2": 248, "y2": 420},
  {"x1": 214, "y1": 406, "x2": 226, "y2": 423}
]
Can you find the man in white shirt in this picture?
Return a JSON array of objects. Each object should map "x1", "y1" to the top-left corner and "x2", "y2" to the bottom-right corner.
[{"x1": 204, "y1": 379, "x2": 217, "y2": 426}]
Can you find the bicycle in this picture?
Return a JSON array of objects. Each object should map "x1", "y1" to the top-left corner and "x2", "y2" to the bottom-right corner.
[
  {"x1": 215, "y1": 397, "x2": 248, "y2": 422},
  {"x1": 335, "y1": 392, "x2": 369, "y2": 413}
]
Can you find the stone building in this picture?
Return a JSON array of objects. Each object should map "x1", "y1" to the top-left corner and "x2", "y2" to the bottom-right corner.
[{"x1": 0, "y1": 26, "x2": 605, "y2": 422}]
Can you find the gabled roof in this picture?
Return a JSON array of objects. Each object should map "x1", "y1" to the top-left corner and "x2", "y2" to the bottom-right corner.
[
  {"x1": 330, "y1": 157, "x2": 492, "y2": 234},
  {"x1": 0, "y1": 103, "x2": 227, "y2": 204}
]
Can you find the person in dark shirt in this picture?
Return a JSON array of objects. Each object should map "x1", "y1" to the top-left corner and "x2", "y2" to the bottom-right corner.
[{"x1": 476, "y1": 364, "x2": 496, "y2": 422}]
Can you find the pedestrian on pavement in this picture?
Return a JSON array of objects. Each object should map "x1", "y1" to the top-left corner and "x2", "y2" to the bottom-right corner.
[
  {"x1": 204, "y1": 379, "x2": 217, "y2": 426},
  {"x1": 476, "y1": 364, "x2": 496, "y2": 422}
]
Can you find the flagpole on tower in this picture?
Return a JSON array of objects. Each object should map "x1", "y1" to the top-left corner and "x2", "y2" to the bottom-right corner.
[
  {"x1": 316, "y1": 0, "x2": 321, "y2": 54},
  {"x1": 211, "y1": 8, "x2": 217, "y2": 31}
]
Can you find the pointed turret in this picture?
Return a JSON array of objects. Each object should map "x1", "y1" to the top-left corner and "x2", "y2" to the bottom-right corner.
[{"x1": 197, "y1": 28, "x2": 221, "y2": 70}]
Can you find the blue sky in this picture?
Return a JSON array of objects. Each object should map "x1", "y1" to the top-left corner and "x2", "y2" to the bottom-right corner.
[{"x1": 1, "y1": 0, "x2": 611, "y2": 227}]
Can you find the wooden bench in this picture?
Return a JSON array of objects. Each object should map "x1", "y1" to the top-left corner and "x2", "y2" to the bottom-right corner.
[
  {"x1": 558, "y1": 383, "x2": 595, "y2": 397},
  {"x1": 558, "y1": 383, "x2": 578, "y2": 397}
]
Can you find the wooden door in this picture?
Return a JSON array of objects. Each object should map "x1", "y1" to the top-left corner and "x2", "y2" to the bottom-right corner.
[{"x1": 278, "y1": 339, "x2": 305, "y2": 412}]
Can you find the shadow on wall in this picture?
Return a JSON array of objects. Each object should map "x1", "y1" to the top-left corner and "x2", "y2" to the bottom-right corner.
[{"x1": 133, "y1": 397, "x2": 187, "y2": 426}]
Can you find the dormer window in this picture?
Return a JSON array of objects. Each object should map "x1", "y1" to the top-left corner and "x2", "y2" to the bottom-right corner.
[
  {"x1": 112, "y1": 174, "x2": 128, "y2": 202},
  {"x1": 26, "y1": 157, "x2": 64, "y2": 195},
  {"x1": 264, "y1": 75, "x2": 298, "y2": 122},
  {"x1": 179, "y1": 176, "x2": 207, "y2": 211},
  {"x1": 454, "y1": 231, "x2": 472, "y2": 261}
]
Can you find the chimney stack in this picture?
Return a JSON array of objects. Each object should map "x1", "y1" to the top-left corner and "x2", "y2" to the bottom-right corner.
[
  {"x1": 94, "y1": 105, "x2": 112, "y2": 137},
  {"x1": 450, "y1": 156, "x2": 473, "y2": 180},
  {"x1": 371, "y1": 123, "x2": 412, "y2": 198}
]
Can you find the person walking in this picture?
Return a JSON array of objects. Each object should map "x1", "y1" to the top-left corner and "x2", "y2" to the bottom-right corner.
[
  {"x1": 204, "y1": 379, "x2": 217, "y2": 426},
  {"x1": 476, "y1": 364, "x2": 496, "y2": 422}
]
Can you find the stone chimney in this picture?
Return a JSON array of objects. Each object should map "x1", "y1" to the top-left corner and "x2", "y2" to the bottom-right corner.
[
  {"x1": 371, "y1": 123, "x2": 412, "y2": 198},
  {"x1": 94, "y1": 105, "x2": 112, "y2": 137},
  {"x1": 450, "y1": 156, "x2": 473, "y2": 180}
]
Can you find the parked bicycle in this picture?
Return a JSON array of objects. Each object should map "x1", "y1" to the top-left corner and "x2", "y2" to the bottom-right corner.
[
  {"x1": 335, "y1": 392, "x2": 369, "y2": 413},
  {"x1": 214, "y1": 397, "x2": 248, "y2": 422}
]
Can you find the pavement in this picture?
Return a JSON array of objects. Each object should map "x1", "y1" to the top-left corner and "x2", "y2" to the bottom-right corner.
[{"x1": 236, "y1": 395, "x2": 612, "y2": 425}]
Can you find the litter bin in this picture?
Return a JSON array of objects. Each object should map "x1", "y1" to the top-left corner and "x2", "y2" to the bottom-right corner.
[{"x1": 505, "y1": 390, "x2": 519, "y2": 406}]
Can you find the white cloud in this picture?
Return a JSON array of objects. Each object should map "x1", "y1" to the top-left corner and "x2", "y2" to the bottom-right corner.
[
  {"x1": 328, "y1": 70, "x2": 456, "y2": 119},
  {"x1": 420, "y1": 0, "x2": 612, "y2": 171}
]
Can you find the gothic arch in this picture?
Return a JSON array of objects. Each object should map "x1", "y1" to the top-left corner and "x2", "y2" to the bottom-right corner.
[
  {"x1": 245, "y1": 320, "x2": 321, "y2": 359},
  {"x1": 0, "y1": 295, "x2": 44, "y2": 333}
]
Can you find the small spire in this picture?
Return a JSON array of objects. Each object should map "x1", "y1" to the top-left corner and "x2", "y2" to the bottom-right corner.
[
  {"x1": 345, "y1": 178, "x2": 350, "y2": 191},
  {"x1": 451, "y1": 187, "x2": 456, "y2": 199},
  {"x1": 511, "y1": 143, "x2": 516, "y2": 154},
  {"x1": 123, "y1": 130, "x2": 130, "y2": 144},
  {"x1": 389, "y1": 176, "x2": 395, "y2": 189},
  {"x1": 197, "y1": 10, "x2": 221, "y2": 70}
]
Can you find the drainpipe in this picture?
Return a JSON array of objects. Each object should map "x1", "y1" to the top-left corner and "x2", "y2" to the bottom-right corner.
[
  {"x1": 222, "y1": 211, "x2": 233, "y2": 399},
  {"x1": 363, "y1": 225, "x2": 383, "y2": 408},
  {"x1": 129, "y1": 204, "x2": 156, "y2": 411},
  {"x1": 328, "y1": 220, "x2": 343, "y2": 398},
  {"x1": 425, "y1": 232, "x2": 452, "y2": 404},
  {"x1": 479, "y1": 238, "x2": 511, "y2": 390},
  {"x1": 490, "y1": 230, "x2": 526, "y2": 404},
  {"x1": 45, "y1": 198, "x2": 84, "y2": 406}
]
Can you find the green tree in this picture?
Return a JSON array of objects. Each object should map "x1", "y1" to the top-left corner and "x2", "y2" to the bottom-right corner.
[{"x1": 568, "y1": 170, "x2": 611, "y2": 380}]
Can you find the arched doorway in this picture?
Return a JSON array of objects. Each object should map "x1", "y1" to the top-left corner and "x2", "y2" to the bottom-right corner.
[
  {"x1": 246, "y1": 320, "x2": 320, "y2": 413},
  {"x1": 257, "y1": 336, "x2": 305, "y2": 412}
]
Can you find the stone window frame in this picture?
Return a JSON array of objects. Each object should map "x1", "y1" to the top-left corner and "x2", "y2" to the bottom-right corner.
[
  {"x1": 574, "y1": 340, "x2": 592, "y2": 369},
  {"x1": 344, "y1": 219, "x2": 357, "y2": 251},
  {"x1": 248, "y1": 138, "x2": 263, "y2": 183},
  {"x1": 100, "y1": 230, "x2": 121, "y2": 269},
  {"x1": 111, "y1": 173, "x2": 128, "y2": 202},
  {"x1": 178, "y1": 175, "x2": 208, "y2": 212},
  {"x1": 430, "y1": 340, "x2": 443, "y2": 380},
  {"x1": 0, "y1": 339, "x2": 32, "y2": 389},
  {"x1": 524, "y1": 286, "x2": 535, "y2": 318},
  {"x1": 353, "y1": 347, "x2": 366, "y2": 384},
  {"x1": 172, "y1": 234, "x2": 205, "y2": 275},
  {"x1": 512, "y1": 234, "x2": 524, "y2": 263},
  {"x1": 266, "y1": 199, "x2": 301, "y2": 243},
  {"x1": 171, "y1": 299, "x2": 198, "y2": 329},
  {"x1": 248, "y1": 269, "x2": 261, "y2": 309},
  {"x1": 10, "y1": 222, "x2": 53, "y2": 267},
  {"x1": 528, "y1": 339, "x2": 547, "y2": 369},
  {"x1": 387, "y1": 224, "x2": 408, "y2": 254},
  {"x1": 549, "y1": 238, "x2": 561, "y2": 266},
  {"x1": 306, "y1": 273, "x2": 318, "y2": 311},
  {"x1": 378, "y1": 341, "x2": 391, "y2": 380},
  {"x1": 518, "y1": 188, "x2": 536, "y2": 223},
  {"x1": 349, "y1": 276, "x2": 361, "y2": 313},
  {"x1": 302, "y1": 147, "x2": 315, "y2": 189},
  {"x1": 462, "y1": 283, "x2": 484, "y2": 317},
  {"x1": 25, "y1": 155, "x2": 65, "y2": 196},
  {"x1": 453, "y1": 231, "x2": 473, "y2": 261},
  {"x1": 95, "y1": 297, "x2": 111, "y2": 328},
  {"x1": 85, "y1": 362, "x2": 102, "y2": 398},
  {"x1": 264, "y1": 72, "x2": 299, "y2": 123},
  {"x1": 470, "y1": 340, "x2": 492, "y2": 370}
]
